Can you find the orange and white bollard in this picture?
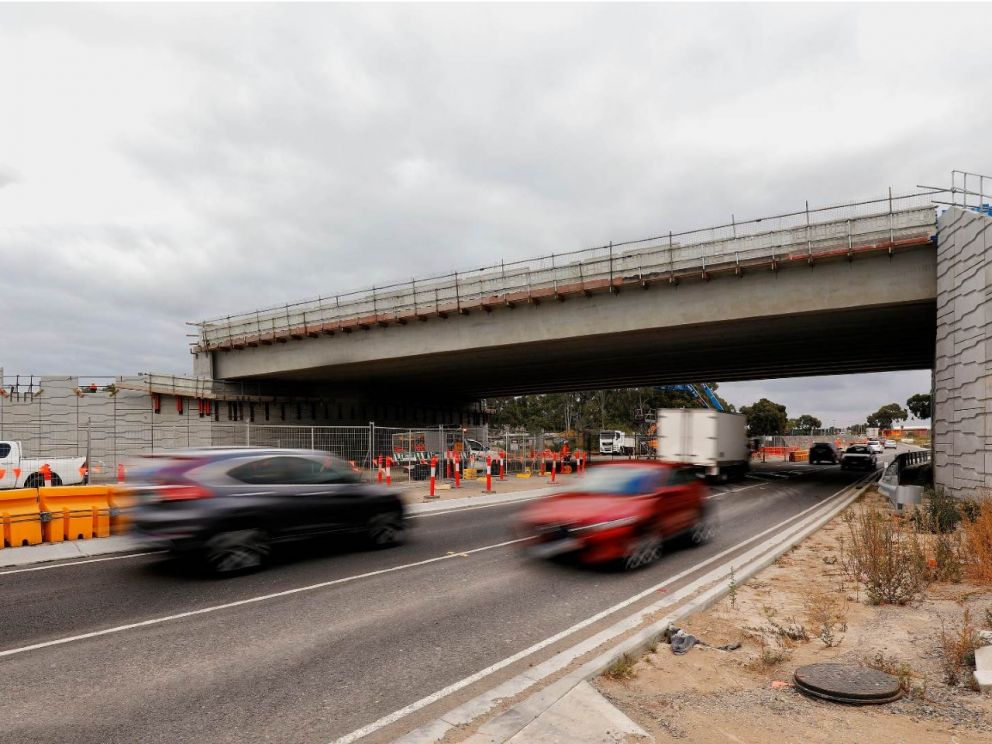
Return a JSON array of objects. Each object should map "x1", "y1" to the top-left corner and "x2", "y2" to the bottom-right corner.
[
  {"x1": 117, "y1": 463, "x2": 126, "y2": 483},
  {"x1": 549, "y1": 454, "x2": 557, "y2": 484},
  {"x1": 454, "y1": 456, "x2": 461, "y2": 488},
  {"x1": 428, "y1": 455, "x2": 438, "y2": 499},
  {"x1": 446, "y1": 450, "x2": 452, "y2": 480},
  {"x1": 385, "y1": 456, "x2": 392, "y2": 486},
  {"x1": 484, "y1": 455, "x2": 493, "y2": 493},
  {"x1": 41, "y1": 463, "x2": 52, "y2": 488},
  {"x1": 377, "y1": 455, "x2": 384, "y2": 484},
  {"x1": 499, "y1": 450, "x2": 506, "y2": 480}
]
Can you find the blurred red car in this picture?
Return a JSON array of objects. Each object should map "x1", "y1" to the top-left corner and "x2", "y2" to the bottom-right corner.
[{"x1": 515, "y1": 461, "x2": 714, "y2": 570}]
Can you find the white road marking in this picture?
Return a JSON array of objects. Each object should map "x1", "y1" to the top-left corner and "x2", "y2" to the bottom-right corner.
[
  {"x1": 332, "y1": 477, "x2": 870, "y2": 744},
  {"x1": 409, "y1": 495, "x2": 542, "y2": 518},
  {"x1": 0, "y1": 551, "x2": 165, "y2": 577},
  {"x1": 0, "y1": 537, "x2": 529, "y2": 659}
]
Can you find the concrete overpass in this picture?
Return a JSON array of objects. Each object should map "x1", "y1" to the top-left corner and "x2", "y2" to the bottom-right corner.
[{"x1": 190, "y1": 177, "x2": 991, "y2": 496}]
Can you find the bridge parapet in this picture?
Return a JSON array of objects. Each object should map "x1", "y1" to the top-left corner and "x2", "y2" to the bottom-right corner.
[{"x1": 192, "y1": 192, "x2": 937, "y2": 353}]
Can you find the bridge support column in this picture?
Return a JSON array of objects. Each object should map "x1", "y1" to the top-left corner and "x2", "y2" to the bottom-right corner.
[{"x1": 933, "y1": 207, "x2": 992, "y2": 497}]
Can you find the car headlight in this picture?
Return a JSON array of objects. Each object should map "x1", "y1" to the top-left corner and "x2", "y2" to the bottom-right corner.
[{"x1": 571, "y1": 516, "x2": 640, "y2": 534}]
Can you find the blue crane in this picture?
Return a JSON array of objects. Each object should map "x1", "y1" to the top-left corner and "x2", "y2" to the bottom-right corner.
[{"x1": 656, "y1": 384, "x2": 725, "y2": 412}]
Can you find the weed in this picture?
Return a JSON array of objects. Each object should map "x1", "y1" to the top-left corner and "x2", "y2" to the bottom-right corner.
[
  {"x1": 912, "y1": 487, "x2": 961, "y2": 534},
  {"x1": 937, "y1": 610, "x2": 980, "y2": 686},
  {"x1": 961, "y1": 498, "x2": 992, "y2": 584},
  {"x1": 928, "y1": 531, "x2": 964, "y2": 583},
  {"x1": 604, "y1": 653, "x2": 637, "y2": 681},
  {"x1": 757, "y1": 640, "x2": 790, "y2": 667},
  {"x1": 804, "y1": 591, "x2": 848, "y2": 647},
  {"x1": 841, "y1": 506, "x2": 929, "y2": 605},
  {"x1": 728, "y1": 566, "x2": 738, "y2": 609},
  {"x1": 864, "y1": 650, "x2": 913, "y2": 692}
]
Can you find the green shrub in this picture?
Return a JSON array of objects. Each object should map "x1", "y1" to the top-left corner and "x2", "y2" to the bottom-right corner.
[{"x1": 912, "y1": 487, "x2": 961, "y2": 534}]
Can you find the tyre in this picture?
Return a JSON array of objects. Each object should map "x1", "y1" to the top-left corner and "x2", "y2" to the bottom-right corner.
[
  {"x1": 689, "y1": 505, "x2": 718, "y2": 547},
  {"x1": 366, "y1": 511, "x2": 405, "y2": 549},
  {"x1": 24, "y1": 472, "x2": 64, "y2": 488},
  {"x1": 622, "y1": 533, "x2": 662, "y2": 571},
  {"x1": 203, "y1": 529, "x2": 269, "y2": 576}
]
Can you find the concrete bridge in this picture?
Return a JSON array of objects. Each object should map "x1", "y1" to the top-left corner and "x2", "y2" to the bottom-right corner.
[{"x1": 191, "y1": 176, "x2": 991, "y2": 496}]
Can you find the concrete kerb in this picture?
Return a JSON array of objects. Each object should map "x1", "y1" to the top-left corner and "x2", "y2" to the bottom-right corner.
[
  {"x1": 396, "y1": 471, "x2": 879, "y2": 744},
  {"x1": 0, "y1": 487, "x2": 555, "y2": 570}
]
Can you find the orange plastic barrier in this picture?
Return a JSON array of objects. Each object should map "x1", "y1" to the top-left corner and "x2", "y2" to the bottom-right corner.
[
  {"x1": 39, "y1": 486, "x2": 112, "y2": 542},
  {"x1": 108, "y1": 486, "x2": 136, "y2": 535},
  {"x1": 0, "y1": 488, "x2": 43, "y2": 548},
  {"x1": 788, "y1": 450, "x2": 809, "y2": 462}
]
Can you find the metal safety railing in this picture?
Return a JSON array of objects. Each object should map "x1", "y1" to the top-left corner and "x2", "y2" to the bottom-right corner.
[{"x1": 191, "y1": 189, "x2": 941, "y2": 352}]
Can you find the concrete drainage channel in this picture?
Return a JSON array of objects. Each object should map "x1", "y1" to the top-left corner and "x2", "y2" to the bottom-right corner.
[{"x1": 366, "y1": 470, "x2": 880, "y2": 744}]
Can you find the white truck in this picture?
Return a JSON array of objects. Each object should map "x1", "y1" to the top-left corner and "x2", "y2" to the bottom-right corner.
[
  {"x1": 0, "y1": 441, "x2": 87, "y2": 489},
  {"x1": 656, "y1": 408, "x2": 749, "y2": 480},
  {"x1": 599, "y1": 430, "x2": 635, "y2": 456}
]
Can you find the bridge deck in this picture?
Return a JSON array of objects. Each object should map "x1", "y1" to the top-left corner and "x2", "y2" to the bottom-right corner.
[{"x1": 193, "y1": 194, "x2": 938, "y2": 354}]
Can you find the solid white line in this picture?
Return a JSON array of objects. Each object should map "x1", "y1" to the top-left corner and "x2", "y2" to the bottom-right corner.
[
  {"x1": 331, "y1": 476, "x2": 869, "y2": 744},
  {"x1": 409, "y1": 495, "x2": 541, "y2": 519},
  {"x1": 0, "y1": 538, "x2": 528, "y2": 659},
  {"x1": 0, "y1": 551, "x2": 165, "y2": 576}
]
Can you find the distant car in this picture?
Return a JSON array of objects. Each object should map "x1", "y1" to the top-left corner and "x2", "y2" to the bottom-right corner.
[
  {"x1": 884, "y1": 439, "x2": 898, "y2": 449},
  {"x1": 867, "y1": 440, "x2": 884, "y2": 455},
  {"x1": 841, "y1": 445, "x2": 877, "y2": 471},
  {"x1": 808, "y1": 442, "x2": 839, "y2": 464},
  {"x1": 514, "y1": 461, "x2": 714, "y2": 571},
  {"x1": 130, "y1": 448, "x2": 407, "y2": 575}
]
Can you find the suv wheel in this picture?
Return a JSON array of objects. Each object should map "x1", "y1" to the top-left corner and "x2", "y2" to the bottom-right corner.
[
  {"x1": 366, "y1": 511, "x2": 405, "y2": 548},
  {"x1": 623, "y1": 533, "x2": 662, "y2": 571},
  {"x1": 204, "y1": 529, "x2": 269, "y2": 575},
  {"x1": 689, "y1": 505, "x2": 718, "y2": 546}
]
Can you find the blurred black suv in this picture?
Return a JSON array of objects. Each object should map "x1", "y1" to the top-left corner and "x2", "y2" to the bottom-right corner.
[
  {"x1": 808, "y1": 442, "x2": 839, "y2": 464},
  {"x1": 130, "y1": 448, "x2": 406, "y2": 575}
]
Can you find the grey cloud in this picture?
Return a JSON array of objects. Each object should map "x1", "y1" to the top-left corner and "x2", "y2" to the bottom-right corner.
[{"x1": 1, "y1": 4, "x2": 990, "y2": 382}]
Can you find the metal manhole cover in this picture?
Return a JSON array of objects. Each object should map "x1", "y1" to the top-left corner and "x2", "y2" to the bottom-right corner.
[{"x1": 793, "y1": 663, "x2": 903, "y2": 705}]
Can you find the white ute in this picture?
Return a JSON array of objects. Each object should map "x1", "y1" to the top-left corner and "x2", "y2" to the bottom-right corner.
[{"x1": 0, "y1": 441, "x2": 87, "y2": 488}]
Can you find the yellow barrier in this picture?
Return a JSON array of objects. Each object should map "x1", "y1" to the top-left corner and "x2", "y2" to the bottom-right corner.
[
  {"x1": 0, "y1": 488, "x2": 43, "y2": 548},
  {"x1": 39, "y1": 486, "x2": 112, "y2": 542},
  {"x1": 108, "y1": 486, "x2": 135, "y2": 535}
]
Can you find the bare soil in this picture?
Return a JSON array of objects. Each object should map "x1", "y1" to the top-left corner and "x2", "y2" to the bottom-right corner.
[{"x1": 596, "y1": 489, "x2": 992, "y2": 743}]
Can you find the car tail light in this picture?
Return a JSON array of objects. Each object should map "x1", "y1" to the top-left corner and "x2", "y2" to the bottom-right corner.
[{"x1": 158, "y1": 484, "x2": 212, "y2": 502}]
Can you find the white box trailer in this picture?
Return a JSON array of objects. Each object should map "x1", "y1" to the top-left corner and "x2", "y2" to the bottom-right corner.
[{"x1": 656, "y1": 408, "x2": 749, "y2": 480}]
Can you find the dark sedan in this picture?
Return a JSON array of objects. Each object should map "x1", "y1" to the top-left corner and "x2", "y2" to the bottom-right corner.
[{"x1": 129, "y1": 448, "x2": 406, "y2": 575}]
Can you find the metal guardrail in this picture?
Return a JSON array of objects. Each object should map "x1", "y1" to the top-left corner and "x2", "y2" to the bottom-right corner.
[
  {"x1": 879, "y1": 449, "x2": 932, "y2": 509},
  {"x1": 191, "y1": 190, "x2": 940, "y2": 352}
]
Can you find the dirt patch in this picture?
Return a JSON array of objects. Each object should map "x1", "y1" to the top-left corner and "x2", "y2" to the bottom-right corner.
[{"x1": 596, "y1": 490, "x2": 992, "y2": 743}]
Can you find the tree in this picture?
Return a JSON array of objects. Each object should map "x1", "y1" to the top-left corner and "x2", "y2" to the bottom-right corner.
[
  {"x1": 793, "y1": 414, "x2": 822, "y2": 432},
  {"x1": 906, "y1": 393, "x2": 931, "y2": 420},
  {"x1": 740, "y1": 398, "x2": 788, "y2": 436},
  {"x1": 866, "y1": 403, "x2": 908, "y2": 431}
]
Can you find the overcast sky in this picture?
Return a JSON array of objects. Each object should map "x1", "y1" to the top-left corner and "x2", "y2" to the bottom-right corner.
[{"x1": 2, "y1": 3, "x2": 988, "y2": 423}]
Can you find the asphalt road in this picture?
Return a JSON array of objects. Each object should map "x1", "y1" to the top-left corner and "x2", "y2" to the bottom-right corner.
[{"x1": 0, "y1": 459, "x2": 884, "y2": 743}]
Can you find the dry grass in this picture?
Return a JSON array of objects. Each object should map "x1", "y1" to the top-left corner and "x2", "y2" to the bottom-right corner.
[
  {"x1": 604, "y1": 653, "x2": 637, "y2": 681},
  {"x1": 863, "y1": 650, "x2": 915, "y2": 693},
  {"x1": 840, "y1": 507, "x2": 929, "y2": 605},
  {"x1": 803, "y1": 590, "x2": 848, "y2": 647},
  {"x1": 937, "y1": 609, "x2": 981, "y2": 686},
  {"x1": 962, "y1": 498, "x2": 992, "y2": 584}
]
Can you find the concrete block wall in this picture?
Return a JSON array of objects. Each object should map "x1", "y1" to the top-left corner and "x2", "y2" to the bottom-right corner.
[{"x1": 934, "y1": 207, "x2": 992, "y2": 496}]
